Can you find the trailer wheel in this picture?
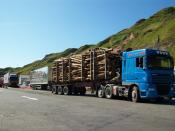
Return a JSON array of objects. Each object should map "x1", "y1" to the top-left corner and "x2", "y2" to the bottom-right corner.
[
  {"x1": 105, "y1": 86, "x2": 113, "y2": 99},
  {"x1": 52, "y1": 86, "x2": 58, "y2": 94},
  {"x1": 63, "y1": 86, "x2": 70, "y2": 95},
  {"x1": 58, "y1": 86, "x2": 63, "y2": 95},
  {"x1": 98, "y1": 87, "x2": 105, "y2": 98},
  {"x1": 131, "y1": 86, "x2": 140, "y2": 102}
]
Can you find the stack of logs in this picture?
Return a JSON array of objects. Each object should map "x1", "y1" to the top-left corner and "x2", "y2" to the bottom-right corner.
[{"x1": 52, "y1": 48, "x2": 121, "y2": 84}]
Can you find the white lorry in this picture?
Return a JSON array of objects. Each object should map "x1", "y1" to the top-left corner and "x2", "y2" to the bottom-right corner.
[{"x1": 3, "y1": 72, "x2": 18, "y2": 87}]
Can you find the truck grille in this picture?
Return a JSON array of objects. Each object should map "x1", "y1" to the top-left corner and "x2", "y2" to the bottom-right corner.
[
  {"x1": 156, "y1": 84, "x2": 169, "y2": 95},
  {"x1": 152, "y1": 74, "x2": 169, "y2": 83}
]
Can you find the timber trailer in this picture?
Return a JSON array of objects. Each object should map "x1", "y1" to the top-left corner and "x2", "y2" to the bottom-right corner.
[{"x1": 51, "y1": 48, "x2": 174, "y2": 102}]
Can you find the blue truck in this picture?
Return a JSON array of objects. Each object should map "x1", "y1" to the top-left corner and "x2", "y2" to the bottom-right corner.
[
  {"x1": 121, "y1": 49, "x2": 174, "y2": 102},
  {"x1": 51, "y1": 48, "x2": 174, "y2": 102}
]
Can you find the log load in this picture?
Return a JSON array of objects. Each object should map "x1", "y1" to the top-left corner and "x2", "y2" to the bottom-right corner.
[{"x1": 52, "y1": 48, "x2": 121, "y2": 84}]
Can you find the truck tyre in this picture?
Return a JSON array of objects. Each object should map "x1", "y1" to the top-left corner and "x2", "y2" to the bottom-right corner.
[
  {"x1": 131, "y1": 86, "x2": 140, "y2": 102},
  {"x1": 52, "y1": 86, "x2": 58, "y2": 94},
  {"x1": 63, "y1": 86, "x2": 70, "y2": 95},
  {"x1": 58, "y1": 86, "x2": 63, "y2": 95},
  {"x1": 80, "y1": 87, "x2": 86, "y2": 95},
  {"x1": 105, "y1": 86, "x2": 113, "y2": 99},
  {"x1": 98, "y1": 87, "x2": 105, "y2": 98},
  {"x1": 48, "y1": 86, "x2": 52, "y2": 91}
]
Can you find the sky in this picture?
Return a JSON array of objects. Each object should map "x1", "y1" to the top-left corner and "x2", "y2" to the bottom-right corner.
[{"x1": 0, "y1": 0, "x2": 175, "y2": 68}]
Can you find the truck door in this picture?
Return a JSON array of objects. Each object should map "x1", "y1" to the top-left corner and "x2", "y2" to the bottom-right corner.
[
  {"x1": 122, "y1": 58, "x2": 127, "y2": 81},
  {"x1": 122, "y1": 58, "x2": 136, "y2": 82},
  {"x1": 135, "y1": 57, "x2": 145, "y2": 83},
  {"x1": 126, "y1": 58, "x2": 136, "y2": 81},
  {"x1": 123, "y1": 57, "x2": 145, "y2": 83}
]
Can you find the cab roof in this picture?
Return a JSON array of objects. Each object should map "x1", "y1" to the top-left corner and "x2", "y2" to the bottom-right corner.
[{"x1": 123, "y1": 48, "x2": 171, "y2": 58}]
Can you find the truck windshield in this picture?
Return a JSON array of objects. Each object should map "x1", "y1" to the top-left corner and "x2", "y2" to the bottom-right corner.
[
  {"x1": 147, "y1": 56, "x2": 173, "y2": 69},
  {"x1": 10, "y1": 76, "x2": 18, "y2": 81}
]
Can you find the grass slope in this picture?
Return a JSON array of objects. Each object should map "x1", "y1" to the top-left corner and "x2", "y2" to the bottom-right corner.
[
  {"x1": 15, "y1": 48, "x2": 77, "y2": 75},
  {"x1": 97, "y1": 7, "x2": 175, "y2": 50}
]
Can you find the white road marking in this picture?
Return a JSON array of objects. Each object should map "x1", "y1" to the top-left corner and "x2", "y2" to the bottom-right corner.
[
  {"x1": 0, "y1": 90, "x2": 3, "y2": 92},
  {"x1": 21, "y1": 96, "x2": 38, "y2": 101}
]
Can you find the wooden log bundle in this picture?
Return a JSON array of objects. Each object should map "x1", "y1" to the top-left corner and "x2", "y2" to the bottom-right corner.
[{"x1": 52, "y1": 48, "x2": 121, "y2": 84}]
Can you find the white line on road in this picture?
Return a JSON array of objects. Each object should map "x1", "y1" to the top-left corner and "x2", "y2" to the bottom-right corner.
[
  {"x1": 21, "y1": 96, "x2": 38, "y2": 101},
  {"x1": 0, "y1": 90, "x2": 4, "y2": 92}
]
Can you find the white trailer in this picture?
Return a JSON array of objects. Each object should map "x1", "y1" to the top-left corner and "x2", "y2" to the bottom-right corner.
[
  {"x1": 19, "y1": 75, "x2": 30, "y2": 86},
  {"x1": 30, "y1": 67, "x2": 51, "y2": 90}
]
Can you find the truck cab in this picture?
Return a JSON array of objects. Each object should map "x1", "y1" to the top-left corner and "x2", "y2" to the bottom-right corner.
[
  {"x1": 3, "y1": 73, "x2": 18, "y2": 87},
  {"x1": 122, "y1": 49, "x2": 174, "y2": 100}
]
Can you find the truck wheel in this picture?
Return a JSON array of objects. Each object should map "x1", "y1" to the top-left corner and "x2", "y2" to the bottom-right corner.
[
  {"x1": 98, "y1": 87, "x2": 105, "y2": 98},
  {"x1": 52, "y1": 86, "x2": 58, "y2": 94},
  {"x1": 131, "y1": 86, "x2": 140, "y2": 102},
  {"x1": 58, "y1": 86, "x2": 63, "y2": 95},
  {"x1": 63, "y1": 86, "x2": 70, "y2": 95},
  {"x1": 48, "y1": 86, "x2": 52, "y2": 91},
  {"x1": 80, "y1": 87, "x2": 86, "y2": 95},
  {"x1": 105, "y1": 86, "x2": 113, "y2": 99}
]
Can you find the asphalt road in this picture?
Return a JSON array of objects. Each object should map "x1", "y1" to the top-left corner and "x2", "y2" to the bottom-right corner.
[{"x1": 0, "y1": 88, "x2": 175, "y2": 131}]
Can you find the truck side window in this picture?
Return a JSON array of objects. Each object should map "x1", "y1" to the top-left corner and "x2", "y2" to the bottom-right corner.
[
  {"x1": 140, "y1": 57, "x2": 143, "y2": 68},
  {"x1": 136, "y1": 57, "x2": 143, "y2": 68}
]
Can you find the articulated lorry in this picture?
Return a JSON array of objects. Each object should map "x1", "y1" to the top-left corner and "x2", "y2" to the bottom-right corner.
[
  {"x1": 3, "y1": 73, "x2": 18, "y2": 87},
  {"x1": 51, "y1": 48, "x2": 174, "y2": 102}
]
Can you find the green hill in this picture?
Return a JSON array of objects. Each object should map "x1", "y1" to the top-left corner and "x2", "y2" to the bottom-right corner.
[
  {"x1": 16, "y1": 48, "x2": 78, "y2": 74},
  {"x1": 0, "y1": 7, "x2": 175, "y2": 75}
]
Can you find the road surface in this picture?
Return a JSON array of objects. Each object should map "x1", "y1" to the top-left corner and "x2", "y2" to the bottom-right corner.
[{"x1": 0, "y1": 88, "x2": 175, "y2": 131}]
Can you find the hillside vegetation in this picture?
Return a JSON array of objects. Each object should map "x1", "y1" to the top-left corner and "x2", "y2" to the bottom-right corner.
[{"x1": 0, "y1": 7, "x2": 175, "y2": 75}]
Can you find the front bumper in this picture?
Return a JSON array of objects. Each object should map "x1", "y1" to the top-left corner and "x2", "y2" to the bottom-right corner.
[{"x1": 139, "y1": 83, "x2": 174, "y2": 99}]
